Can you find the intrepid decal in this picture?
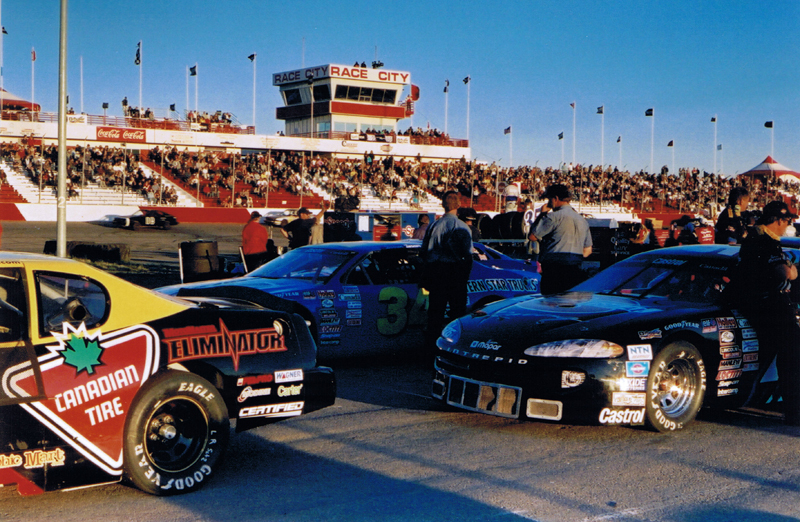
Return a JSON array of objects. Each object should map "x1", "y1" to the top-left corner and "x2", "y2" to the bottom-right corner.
[{"x1": 163, "y1": 319, "x2": 286, "y2": 371}]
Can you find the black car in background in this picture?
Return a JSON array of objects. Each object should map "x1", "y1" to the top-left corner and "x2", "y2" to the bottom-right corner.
[{"x1": 113, "y1": 209, "x2": 179, "y2": 230}]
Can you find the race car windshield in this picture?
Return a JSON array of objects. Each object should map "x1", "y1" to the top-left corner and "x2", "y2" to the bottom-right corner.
[
  {"x1": 247, "y1": 248, "x2": 356, "y2": 283},
  {"x1": 572, "y1": 256, "x2": 725, "y2": 303}
]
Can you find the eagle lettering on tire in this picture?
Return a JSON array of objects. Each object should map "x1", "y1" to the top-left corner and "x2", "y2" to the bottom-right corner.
[
  {"x1": 646, "y1": 341, "x2": 706, "y2": 432},
  {"x1": 123, "y1": 371, "x2": 229, "y2": 495}
]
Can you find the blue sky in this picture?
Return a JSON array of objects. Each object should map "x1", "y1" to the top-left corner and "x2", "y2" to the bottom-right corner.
[{"x1": 2, "y1": 0, "x2": 798, "y2": 175}]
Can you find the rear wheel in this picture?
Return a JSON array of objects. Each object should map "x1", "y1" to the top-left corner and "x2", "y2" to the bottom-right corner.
[
  {"x1": 645, "y1": 341, "x2": 706, "y2": 432},
  {"x1": 123, "y1": 371, "x2": 229, "y2": 495}
]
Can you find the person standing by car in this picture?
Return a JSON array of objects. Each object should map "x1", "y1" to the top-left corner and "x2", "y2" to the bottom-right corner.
[
  {"x1": 715, "y1": 186, "x2": 751, "y2": 245},
  {"x1": 412, "y1": 214, "x2": 430, "y2": 240},
  {"x1": 241, "y1": 211, "x2": 270, "y2": 272},
  {"x1": 421, "y1": 191, "x2": 473, "y2": 352},
  {"x1": 728, "y1": 200, "x2": 800, "y2": 426},
  {"x1": 282, "y1": 201, "x2": 329, "y2": 250},
  {"x1": 528, "y1": 184, "x2": 592, "y2": 295}
]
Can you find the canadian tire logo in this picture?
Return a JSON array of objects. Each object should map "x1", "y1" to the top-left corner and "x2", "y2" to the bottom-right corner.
[{"x1": 3, "y1": 323, "x2": 160, "y2": 475}]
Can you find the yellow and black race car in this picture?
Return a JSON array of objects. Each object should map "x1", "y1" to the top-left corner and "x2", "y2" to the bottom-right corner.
[{"x1": 0, "y1": 252, "x2": 335, "y2": 496}]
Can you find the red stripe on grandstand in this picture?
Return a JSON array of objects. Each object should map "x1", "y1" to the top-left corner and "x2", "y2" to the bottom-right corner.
[{"x1": 0, "y1": 203, "x2": 26, "y2": 221}]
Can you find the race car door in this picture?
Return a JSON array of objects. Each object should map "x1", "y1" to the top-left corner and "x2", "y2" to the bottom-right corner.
[{"x1": 341, "y1": 246, "x2": 427, "y2": 356}]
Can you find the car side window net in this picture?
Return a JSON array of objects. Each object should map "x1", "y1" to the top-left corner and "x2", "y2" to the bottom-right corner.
[
  {"x1": 36, "y1": 273, "x2": 108, "y2": 336},
  {"x1": 352, "y1": 250, "x2": 421, "y2": 286}
]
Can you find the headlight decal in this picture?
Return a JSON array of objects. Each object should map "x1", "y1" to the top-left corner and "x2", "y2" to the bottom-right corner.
[{"x1": 524, "y1": 339, "x2": 624, "y2": 358}]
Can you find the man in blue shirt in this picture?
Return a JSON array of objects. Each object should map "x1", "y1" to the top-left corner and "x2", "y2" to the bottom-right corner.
[
  {"x1": 421, "y1": 191, "x2": 473, "y2": 352},
  {"x1": 528, "y1": 184, "x2": 593, "y2": 294}
]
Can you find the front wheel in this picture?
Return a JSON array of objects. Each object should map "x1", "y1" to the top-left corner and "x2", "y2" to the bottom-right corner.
[
  {"x1": 123, "y1": 371, "x2": 229, "y2": 495},
  {"x1": 645, "y1": 341, "x2": 706, "y2": 432}
]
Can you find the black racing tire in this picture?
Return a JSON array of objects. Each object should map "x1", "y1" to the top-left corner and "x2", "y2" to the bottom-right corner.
[
  {"x1": 162, "y1": 221, "x2": 171, "y2": 231},
  {"x1": 123, "y1": 371, "x2": 229, "y2": 495},
  {"x1": 645, "y1": 341, "x2": 706, "y2": 432},
  {"x1": 131, "y1": 221, "x2": 141, "y2": 231}
]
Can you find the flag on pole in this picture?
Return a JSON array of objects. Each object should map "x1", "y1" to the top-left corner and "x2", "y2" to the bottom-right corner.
[
  {"x1": 617, "y1": 136, "x2": 621, "y2": 143},
  {"x1": 645, "y1": 108, "x2": 654, "y2": 116},
  {"x1": 2, "y1": 27, "x2": 7, "y2": 35},
  {"x1": 504, "y1": 126, "x2": 511, "y2": 135},
  {"x1": 189, "y1": 65, "x2": 197, "y2": 76},
  {"x1": 31, "y1": 49, "x2": 36, "y2": 62},
  {"x1": 248, "y1": 53, "x2": 256, "y2": 61},
  {"x1": 764, "y1": 121, "x2": 773, "y2": 128},
  {"x1": 717, "y1": 144, "x2": 723, "y2": 151},
  {"x1": 558, "y1": 132, "x2": 564, "y2": 140},
  {"x1": 169, "y1": 103, "x2": 176, "y2": 112},
  {"x1": 597, "y1": 106, "x2": 604, "y2": 114},
  {"x1": 463, "y1": 76, "x2": 470, "y2": 84},
  {"x1": 443, "y1": 79, "x2": 449, "y2": 93},
  {"x1": 135, "y1": 41, "x2": 141, "y2": 65},
  {"x1": 710, "y1": 116, "x2": 716, "y2": 122},
  {"x1": 570, "y1": 102, "x2": 575, "y2": 109},
  {"x1": 667, "y1": 140, "x2": 674, "y2": 147}
]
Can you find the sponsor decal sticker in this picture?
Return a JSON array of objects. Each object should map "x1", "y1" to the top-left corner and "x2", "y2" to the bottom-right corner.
[
  {"x1": 598, "y1": 407, "x2": 646, "y2": 425},
  {"x1": 275, "y1": 369, "x2": 304, "y2": 383},
  {"x1": 320, "y1": 333, "x2": 341, "y2": 339},
  {"x1": 719, "y1": 330, "x2": 736, "y2": 344},
  {"x1": 321, "y1": 325, "x2": 342, "y2": 334},
  {"x1": 320, "y1": 340, "x2": 340, "y2": 345},
  {"x1": 319, "y1": 309, "x2": 338, "y2": 318},
  {"x1": 742, "y1": 362, "x2": 759, "y2": 372},
  {"x1": 163, "y1": 320, "x2": 286, "y2": 371},
  {"x1": 741, "y1": 328, "x2": 757, "y2": 339},
  {"x1": 720, "y1": 344, "x2": 739, "y2": 354},
  {"x1": 612, "y1": 392, "x2": 647, "y2": 407},
  {"x1": 737, "y1": 318, "x2": 751, "y2": 328},
  {"x1": 347, "y1": 301, "x2": 362, "y2": 309},
  {"x1": 743, "y1": 353, "x2": 758, "y2": 363},
  {"x1": 346, "y1": 319, "x2": 362, "y2": 326},
  {"x1": 716, "y1": 369, "x2": 743, "y2": 381},
  {"x1": 346, "y1": 310, "x2": 362, "y2": 319},
  {"x1": 722, "y1": 350, "x2": 742, "y2": 360},
  {"x1": 342, "y1": 286, "x2": 360, "y2": 294},
  {"x1": 638, "y1": 329, "x2": 662, "y2": 340},
  {"x1": 618, "y1": 377, "x2": 647, "y2": 391},
  {"x1": 321, "y1": 299, "x2": 334, "y2": 308},
  {"x1": 742, "y1": 339, "x2": 759, "y2": 352},
  {"x1": 339, "y1": 293, "x2": 361, "y2": 301},
  {"x1": 470, "y1": 340, "x2": 502, "y2": 350},
  {"x1": 303, "y1": 291, "x2": 316, "y2": 300},
  {"x1": 717, "y1": 388, "x2": 738, "y2": 397},
  {"x1": 717, "y1": 317, "x2": 737, "y2": 329},
  {"x1": 702, "y1": 318, "x2": 718, "y2": 333},
  {"x1": 277, "y1": 384, "x2": 303, "y2": 397},
  {"x1": 237, "y1": 374, "x2": 273, "y2": 386},
  {"x1": 237, "y1": 386, "x2": 272, "y2": 402},
  {"x1": 3, "y1": 323, "x2": 160, "y2": 476},
  {"x1": 664, "y1": 320, "x2": 699, "y2": 331},
  {"x1": 718, "y1": 358, "x2": 742, "y2": 370},
  {"x1": 319, "y1": 318, "x2": 341, "y2": 326},
  {"x1": 239, "y1": 402, "x2": 304, "y2": 419},
  {"x1": 626, "y1": 344, "x2": 653, "y2": 361},
  {"x1": 626, "y1": 361, "x2": 650, "y2": 377},
  {"x1": 718, "y1": 380, "x2": 739, "y2": 388},
  {"x1": 317, "y1": 290, "x2": 335, "y2": 299}
]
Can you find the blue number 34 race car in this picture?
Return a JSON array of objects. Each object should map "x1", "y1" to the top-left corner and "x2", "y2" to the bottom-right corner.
[
  {"x1": 0, "y1": 253, "x2": 335, "y2": 496},
  {"x1": 160, "y1": 240, "x2": 541, "y2": 358}
]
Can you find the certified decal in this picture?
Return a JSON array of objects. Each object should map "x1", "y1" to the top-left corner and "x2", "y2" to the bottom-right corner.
[
  {"x1": 625, "y1": 361, "x2": 650, "y2": 377},
  {"x1": 3, "y1": 323, "x2": 160, "y2": 476},
  {"x1": 626, "y1": 344, "x2": 652, "y2": 361},
  {"x1": 638, "y1": 329, "x2": 662, "y2": 340},
  {"x1": 239, "y1": 401, "x2": 304, "y2": 419},
  {"x1": 163, "y1": 320, "x2": 286, "y2": 371}
]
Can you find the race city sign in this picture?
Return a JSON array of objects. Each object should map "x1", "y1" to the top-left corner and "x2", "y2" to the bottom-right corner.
[{"x1": 273, "y1": 64, "x2": 411, "y2": 86}]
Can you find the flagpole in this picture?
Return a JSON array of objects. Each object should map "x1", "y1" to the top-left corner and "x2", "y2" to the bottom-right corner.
[
  {"x1": 0, "y1": 0, "x2": 4, "y2": 120},
  {"x1": 138, "y1": 41, "x2": 142, "y2": 113},
  {"x1": 650, "y1": 109, "x2": 655, "y2": 174},
  {"x1": 252, "y1": 54, "x2": 257, "y2": 130},
  {"x1": 56, "y1": 0, "x2": 68, "y2": 257},
  {"x1": 31, "y1": 47, "x2": 34, "y2": 116},
  {"x1": 713, "y1": 115, "x2": 718, "y2": 175},
  {"x1": 80, "y1": 55, "x2": 83, "y2": 113},
  {"x1": 771, "y1": 125, "x2": 774, "y2": 158},
  {"x1": 466, "y1": 77, "x2": 470, "y2": 144},
  {"x1": 185, "y1": 66, "x2": 189, "y2": 116},
  {"x1": 571, "y1": 102, "x2": 576, "y2": 166},
  {"x1": 444, "y1": 80, "x2": 448, "y2": 136},
  {"x1": 194, "y1": 62, "x2": 198, "y2": 112},
  {"x1": 560, "y1": 135, "x2": 564, "y2": 166},
  {"x1": 509, "y1": 128, "x2": 513, "y2": 168},
  {"x1": 599, "y1": 106, "x2": 604, "y2": 171},
  {"x1": 618, "y1": 137, "x2": 622, "y2": 170}
]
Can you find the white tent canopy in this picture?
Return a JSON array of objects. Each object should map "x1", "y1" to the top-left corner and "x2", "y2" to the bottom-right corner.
[
  {"x1": 740, "y1": 156, "x2": 800, "y2": 184},
  {"x1": 0, "y1": 88, "x2": 40, "y2": 111}
]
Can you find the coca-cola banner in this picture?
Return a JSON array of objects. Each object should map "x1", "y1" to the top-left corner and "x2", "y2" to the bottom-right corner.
[{"x1": 96, "y1": 126, "x2": 147, "y2": 143}]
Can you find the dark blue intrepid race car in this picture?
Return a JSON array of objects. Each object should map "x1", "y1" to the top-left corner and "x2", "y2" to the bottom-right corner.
[
  {"x1": 160, "y1": 241, "x2": 540, "y2": 358},
  {"x1": 433, "y1": 245, "x2": 797, "y2": 431}
]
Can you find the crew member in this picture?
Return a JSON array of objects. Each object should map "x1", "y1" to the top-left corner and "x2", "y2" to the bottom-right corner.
[
  {"x1": 715, "y1": 186, "x2": 750, "y2": 244},
  {"x1": 421, "y1": 191, "x2": 473, "y2": 352},
  {"x1": 282, "y1": 201, "x2": 329, "y2": 250},
  {"x1": 728, "y1": 200, "x2": 800, "y2": 426},
  {"x1": 528, "y1": 184, "x2": 592, "y2": 294},
  {"x1": 241, "y1": 211, "x2": 270, "y2": 272}
]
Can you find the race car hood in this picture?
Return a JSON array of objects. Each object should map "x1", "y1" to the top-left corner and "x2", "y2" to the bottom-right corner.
[
  {"x1": 157, "y1": 277, "x2": 317, "y2": 316},
  {"x1": 441, "y1": 291, "x2": 698, "y2": 358}
]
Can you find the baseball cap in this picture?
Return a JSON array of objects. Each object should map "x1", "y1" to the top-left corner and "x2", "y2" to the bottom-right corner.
[
  {"x1": 297, "y1": 207, "x2": 311, "y2": 216},
  {"x1": 759, "y1": 200, "x2": 798, "y2": 223}
]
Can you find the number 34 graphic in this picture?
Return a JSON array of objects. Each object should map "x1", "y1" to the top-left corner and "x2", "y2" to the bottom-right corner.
[{"x1": 377, "y1": 287, "x2": 428, "y2": 336}]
